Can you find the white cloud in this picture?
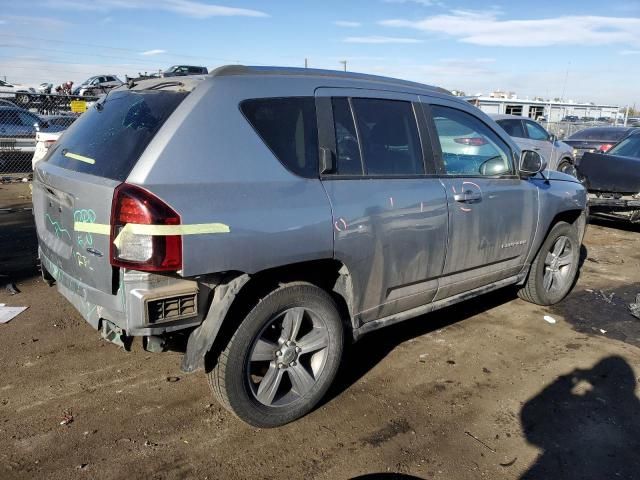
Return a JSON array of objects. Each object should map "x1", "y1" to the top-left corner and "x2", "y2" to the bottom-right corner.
[
  {"x1": 380, "y1": 12, "x2": 640, "y2": 46},
  {"x1": 38, "y1": 0, "x2": 269, "y2": 18},
  {"x1": 0, "y1": 15, "x2": 68, "y2": 29},
  {"x1": 334, "y1": 20, "x2": 361, "y2": 27},
  {"x1": 344, "y1": 36, "x2": 423, "y2": 44},
  {"x1": 140, "y1": 49, "x2": 167, "y2": 56},
  {"x1": 383, "y1": 0, "x2": 444, "y2": 6}
]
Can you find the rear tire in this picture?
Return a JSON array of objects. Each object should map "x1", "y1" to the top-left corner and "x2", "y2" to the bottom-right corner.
[
  {"x1": 208, "y1": 282, "x2": 344, "y2": 427},
  {"x1": 518, "y1": 221, "x2": 580, "y2": 305}
]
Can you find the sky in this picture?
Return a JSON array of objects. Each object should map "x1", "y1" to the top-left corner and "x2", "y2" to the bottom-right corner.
[{"x1": 1, "y1": 0, "x2": 639, "y2": 106}]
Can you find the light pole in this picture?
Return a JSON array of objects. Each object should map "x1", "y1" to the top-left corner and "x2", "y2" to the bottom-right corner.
[{"x1": 339, "y1": 60, "x2": 347, "y2": 72}]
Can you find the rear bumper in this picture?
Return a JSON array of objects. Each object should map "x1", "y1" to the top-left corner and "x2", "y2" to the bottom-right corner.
[{"x1": 40, "y1": 249, "x2": 207, "y2": 337}]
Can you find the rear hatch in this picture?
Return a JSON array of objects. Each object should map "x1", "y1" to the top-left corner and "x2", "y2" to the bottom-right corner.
[{"x1": 33, "y1": 88, "x2": 188, "y2": 294}]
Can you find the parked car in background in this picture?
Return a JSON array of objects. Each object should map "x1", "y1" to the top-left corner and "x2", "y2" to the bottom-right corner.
[
  {"x1": 578, "y1": 130, "x2": 640, "y2": 223},
  {"x1": 491, "y1": 114, "x2": 577, "y2": 176},
  {"x1": 33, "y1": 66, "x2": 587, "y2": 427},
  {"x1": 562, "y1": 115, "x2": 579, "y2": 122},
  {"x1": 32, "y1": 131, "x2": 62, "y2": 169},
  {"x1": 38, "y1": 83, "x2": 53, "y2": 94},
  {"x1": 73, "y1": 75, "x2": 123, "y2": 96},
  {"x1": 162, "y1": 65, "x2": 208, "y2": 77},
  {"x1": 31, "y1": 115, "x2": 77, "y2": 169},
  {"x1": 0, "y1": 106, "x2": 67, "y2": 171},
  {"x1": 0, "y1": 79, "x2": 37, "y2": 106},
  {"x1": 564, "y1": 127, "x2": 635, "y2": 161},
  {"x1": 40, "y1": 114, "x2": 78, "y2": 129}
]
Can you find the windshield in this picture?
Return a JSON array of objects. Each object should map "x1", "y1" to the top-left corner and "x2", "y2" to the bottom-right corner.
[
  {"x1": 608, "y1": 134, "x2": 640, "y2": 158},
  {"x1": 44, "y1": 90, "x2": 187, "y2": 181},
  {"x1": 568, "y1": 128, "x2": 629, "y2": 142}
]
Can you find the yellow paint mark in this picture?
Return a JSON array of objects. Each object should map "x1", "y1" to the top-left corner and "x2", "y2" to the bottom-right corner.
[
  {"x1": 64, "y1": 151, "x2": 95, "y2": 164},
  {"x1": 74, "y1": 222, "x2": 110, "y2": 235}
]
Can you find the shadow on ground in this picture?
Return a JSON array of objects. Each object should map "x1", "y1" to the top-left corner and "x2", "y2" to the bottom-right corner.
[{"x1": 520, "y1": 355, "x2": 640, "y2": 479}]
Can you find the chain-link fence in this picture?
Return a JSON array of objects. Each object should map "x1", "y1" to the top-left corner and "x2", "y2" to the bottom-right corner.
[
  {"x1": 0, "y1": 91, "x2": 98, "y2": 179},
  {"x1": 540, "y1": 121, "x2": 609, "y2": 140}
]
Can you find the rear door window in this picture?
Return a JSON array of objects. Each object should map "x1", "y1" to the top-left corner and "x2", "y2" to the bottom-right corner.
[
  {"x1": 350, "y1": 98, "x2": 424, "y2": 175},
  {"x1": 497, "y1": 119, "x2": 526, "y2": 138},
  {"x1": 241, "y1": 97, "x2": 319, "y2": 178},
  {"x1": 45, "y1": 90, "x2": 187, "y2": 181},
  {"x1": 331, "y1": 98, "x2": 363, "y2": 175}
]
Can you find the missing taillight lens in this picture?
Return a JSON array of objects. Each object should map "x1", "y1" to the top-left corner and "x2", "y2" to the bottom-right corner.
[
  {"x1": 454, "y1": 137, "x2": 488, "y2": 146},
  {"x1": 110, "y1": 183, "x2": 182, "y2": 272},
  {"x1": 43, "y1": 140, "x2": 56, "y2": 149}
]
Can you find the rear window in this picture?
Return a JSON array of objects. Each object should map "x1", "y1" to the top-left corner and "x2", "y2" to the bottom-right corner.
[
  {"x1": 45, "y1": 90, "x2": 186, "y2": 181},
  {"x1": 568, "y1": 128, "x2": 629, "y2": 142},
  {"x1": 241, "y1": 97, "x2": 319, "y2": 178}
]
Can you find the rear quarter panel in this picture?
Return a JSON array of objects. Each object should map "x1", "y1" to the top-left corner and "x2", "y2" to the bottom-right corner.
[{"x1": 127, "y1": 76, "x2": 334, "y2": 277}]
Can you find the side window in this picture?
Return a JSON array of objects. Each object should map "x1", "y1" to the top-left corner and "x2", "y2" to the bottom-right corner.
[
  {"x1": 497, "y1": 119, "x2": 526, "y2": 138},
  {"x1": 350, "y1": 98, "x2": 424, "y2": 175},
  {"x1": 525, "y1": 121, "x2": 549, "y2": 141},
  {"x1": 1, "y1": 111, "x2": 22, "y2": 126},
  {"x1": 18, "y1": 112, "x2": 38, "y2": 127},
  {"x1": 331, "y1": 98, "x2": 363, "y2": 175},
  {"x1": 241, "y1": 97, "x2": 319, "y2": 178},
  {"x1": 431, "y1": 105, "x2": 512, "y2": 176}
]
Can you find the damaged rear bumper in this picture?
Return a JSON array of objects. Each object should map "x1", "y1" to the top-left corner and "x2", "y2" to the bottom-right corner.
[{"x1": 40, "y1": 248, "x2": 210, "y2": 339}]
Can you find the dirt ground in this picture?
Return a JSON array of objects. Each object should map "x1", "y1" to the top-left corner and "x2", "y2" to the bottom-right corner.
[{"x1": 1, "y1": 182, "x2": 640, "y2": 480}]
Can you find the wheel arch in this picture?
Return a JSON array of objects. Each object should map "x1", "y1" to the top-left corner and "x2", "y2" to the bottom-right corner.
[
  {"x1": 518, "y1": 207, "x2": 586, "y2": 286},
  {"x1": 181, "y1": 259, "x2": 356, "y2": 373}
]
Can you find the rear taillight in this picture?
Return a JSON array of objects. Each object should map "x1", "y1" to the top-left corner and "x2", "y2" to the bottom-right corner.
[
  {"x1": 454, "y1": 137, "x2": 488, "y2": 146},
  {"x1": 43, "y1": 140, "x2": 56, "y2": 149},
  {"x1": 110, "y1": 183, "x2": 182, "y2": 272},
  {"x1": 598, "y1": 144, "x2": 613, "y2": 152}
]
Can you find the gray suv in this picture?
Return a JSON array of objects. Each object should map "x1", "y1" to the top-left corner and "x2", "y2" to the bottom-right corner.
[
  {"x1": 33, "y1": 66, "x2": 587, "y2": 427},
  {"x1": 490, "y1": 114, "x2": 577, "y2": 177}
]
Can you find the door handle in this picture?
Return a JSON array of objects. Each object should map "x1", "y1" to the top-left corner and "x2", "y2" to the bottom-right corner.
[
  {"x1": 533, "y1": 147, "x2": 541, "y2": 151},
  {"x1": 453, "y1": 190, "x2": 482, "y2": 203}
]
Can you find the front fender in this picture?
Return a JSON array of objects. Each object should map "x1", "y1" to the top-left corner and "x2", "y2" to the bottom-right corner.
[{"x1": 522, "y1": 177, "x2": 587, "y2": 269}]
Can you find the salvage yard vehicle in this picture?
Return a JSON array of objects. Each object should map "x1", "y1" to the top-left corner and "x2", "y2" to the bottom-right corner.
[
  {"x1": 32, "y1": 66, "x2": 587, "y2": 427},
  {"x1": 162, "y1": 65, "x2": 209, "y2": 77},
  {"x1": 0, "y1": 79, "x2": 38, "y2": 106},
  {"x1": 564, "y1": 126, "x2": 635, "y2": 161},
  {"x1": 0, "y1": 106, "x2": 67, "y2": 172},
  {"x1": 579, "y1": 129, "x2": 640, "y2": 223},
  {"x1": 72, "y1": 75, "x2": 123, "y2": 96},
  {"x1": 491, "y1": 113, "x2": 577, "y2": 176}
]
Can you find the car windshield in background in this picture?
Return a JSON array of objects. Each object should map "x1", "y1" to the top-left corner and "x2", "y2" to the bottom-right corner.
[
  {"x1": 568, "y1": 128, "x2": 629, "y2": 142},
  {"x1": 608, "y1": 134, "x2": 640, "y2": 158},
  {"x1": 44, "y1": 90, "x2": 187, "y2": 181}
]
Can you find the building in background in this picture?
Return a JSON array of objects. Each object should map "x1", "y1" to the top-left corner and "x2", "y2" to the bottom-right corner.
[{"x1": 465, "y1": 93, "x2": 620, "y2": 122}]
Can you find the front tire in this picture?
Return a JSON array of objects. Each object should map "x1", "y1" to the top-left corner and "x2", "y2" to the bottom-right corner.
[
  {"x1": 208, "y1": 282, "x2": 344, "y2": 427},
  {"x1": 557, "y1": 159, "x2": 577, "y2": 177},
  {"x1": 518, "y1": 221, "x2": 580, "y2": 305}
]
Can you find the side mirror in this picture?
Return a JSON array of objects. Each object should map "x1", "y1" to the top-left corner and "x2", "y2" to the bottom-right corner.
[
  {"x1": 548, "y1": 133, "x2": 557, "y2": 143},
  {"x1": 519, "y1": 150, "x2": 547, "y2": 177}
]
